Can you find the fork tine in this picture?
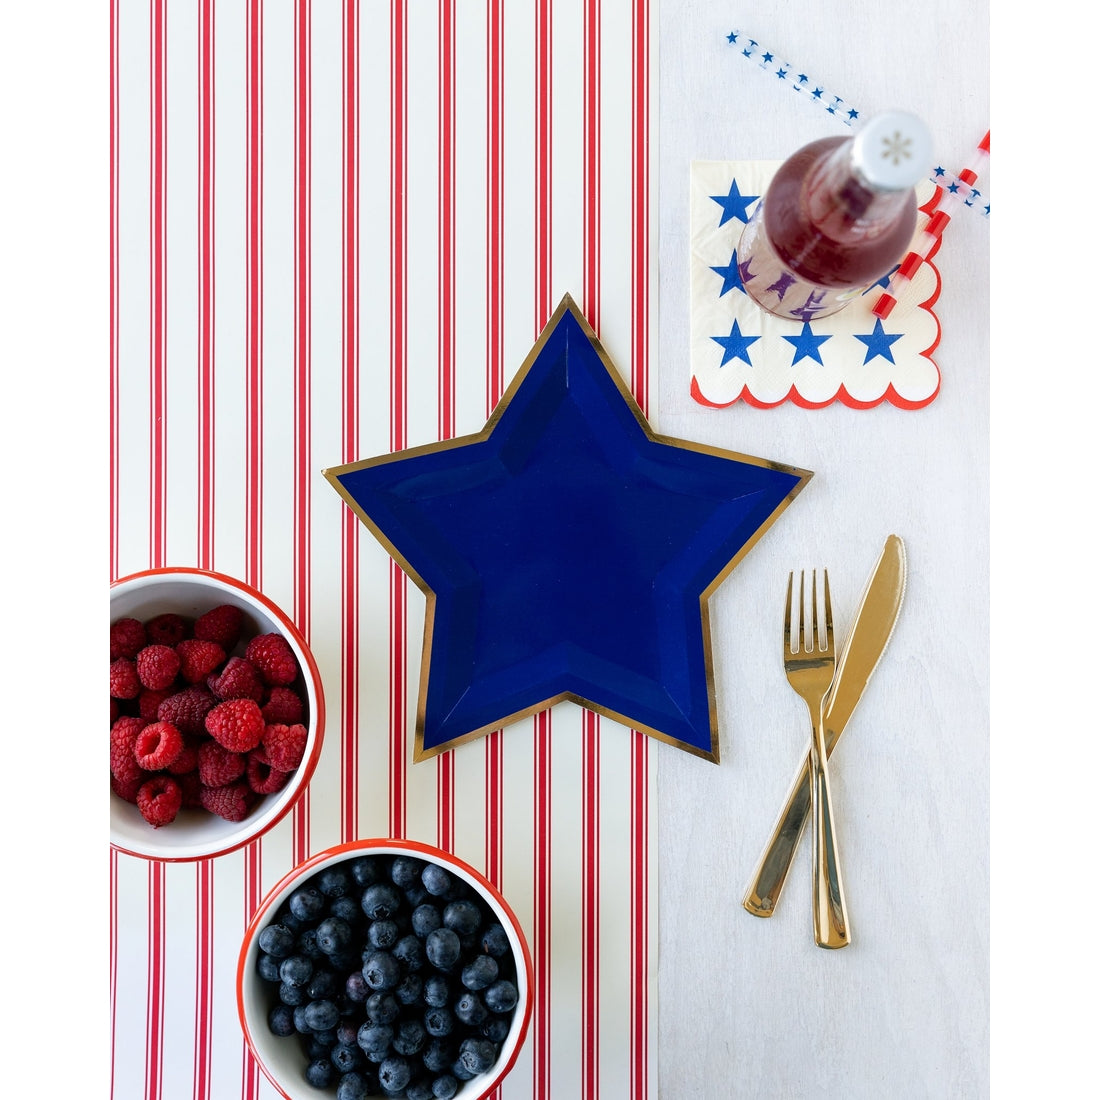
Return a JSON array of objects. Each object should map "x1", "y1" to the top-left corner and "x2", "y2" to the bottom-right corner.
[
  {"x1": 784, "y1": 571, "x2": 794, "y2": 652},
  {"x1": 798, "y1": 570, "x2": 807, "y2": 654},
  {"x1": 822, "y1": 568, "x2": 833, "y2": 653},
  {"x1": 810, "y1": 570, "x2": 819, "y2": 652}
]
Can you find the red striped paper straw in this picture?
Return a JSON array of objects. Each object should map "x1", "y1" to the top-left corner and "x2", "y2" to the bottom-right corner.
[{"x1": 873, "y1": 130, "x2": 990, "y2": 319}]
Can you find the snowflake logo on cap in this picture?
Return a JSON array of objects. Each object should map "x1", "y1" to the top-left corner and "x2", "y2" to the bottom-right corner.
[{"x1": 880, "y1": 130, "x2": 913, "y2": 166}]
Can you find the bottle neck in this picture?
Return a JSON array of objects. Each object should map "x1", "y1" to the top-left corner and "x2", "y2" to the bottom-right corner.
[{"x1": 804, "y1": 139, "x2": 912, "y2": 234}]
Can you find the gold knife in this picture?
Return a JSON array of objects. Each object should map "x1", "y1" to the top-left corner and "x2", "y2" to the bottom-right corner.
[{"x1": 742, "y1": 534, "x2": 907, "y2": 917}]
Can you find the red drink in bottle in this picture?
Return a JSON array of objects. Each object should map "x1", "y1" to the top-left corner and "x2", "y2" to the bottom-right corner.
[{"x1": 738, "y1": 112, "x2": 932, "y2": 320}]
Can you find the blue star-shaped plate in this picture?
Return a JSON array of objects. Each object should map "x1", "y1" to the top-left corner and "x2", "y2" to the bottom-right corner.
[{"x1": 325, "y1": 296, "x2": 811, "y2": 762}]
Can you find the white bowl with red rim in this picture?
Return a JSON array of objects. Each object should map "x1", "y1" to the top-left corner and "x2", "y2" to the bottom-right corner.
[
  {"x1": 110, "y1": 567, "x2": 325, "y2": 861},
  {"x1": 237, "y1": 838, "x2": 534, "y2": 1100}
]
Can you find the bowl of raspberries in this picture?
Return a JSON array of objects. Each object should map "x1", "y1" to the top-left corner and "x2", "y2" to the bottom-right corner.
[
  {"x1": 236, "y1": 838, "x2": 533, "y2": 1100},
  {"x1": 110, "y1": 567, "x2": 326, "y2": 861}
]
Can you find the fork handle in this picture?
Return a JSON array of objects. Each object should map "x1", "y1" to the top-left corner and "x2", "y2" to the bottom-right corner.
[
  {"x1": 809, "y1": 708, "x2": 850, "y2": 948},
  {"x1": 742, "y1": 718, "x2": 843, "y2": 917}
]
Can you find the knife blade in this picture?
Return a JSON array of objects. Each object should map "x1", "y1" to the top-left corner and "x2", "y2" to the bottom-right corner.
[{"x1": 742, "y1": 534, "x2": 907, "y2": 917}]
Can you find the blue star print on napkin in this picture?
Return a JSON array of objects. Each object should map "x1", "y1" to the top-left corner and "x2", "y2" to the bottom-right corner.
[
  {"x1": 326, "y1": 296, "x2": 811, "y2": 762},
  {"x1": 709, "y1": 179, "x2": 759, "y2": 226}
]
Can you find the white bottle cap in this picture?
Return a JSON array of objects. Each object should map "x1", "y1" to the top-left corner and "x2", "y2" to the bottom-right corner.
[{"x1": 851, "y1": 111, "x2": 933, "y2": 191}]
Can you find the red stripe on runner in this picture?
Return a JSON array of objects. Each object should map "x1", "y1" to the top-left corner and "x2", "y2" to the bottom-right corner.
[
  {"x1": 583, "y1": 709, "x2": 601, "y2": 1098},
  {"x1": 144, "y1": 861, "x2": 165, "y2": 1100},
  {"x1": 246, "y1": 0, "x2": 264, "y2": 594},
  {"x1": 436, "y1": 0, "x2": 455, "y2": 854},
  {"x1": 533, "y1": 709, "x2": 552, "y2": 1097},
  {"x1": 630, "y1": 730, "x2": 649, "y2": 1099},
  {"x1": 242, "y1": 844, "x2": 263, "y2": 1100},
  {"x1": 631, "y1": 1, "x2": 650, "y2": 419},
  {"x1": 193, "y1": 860, "x2": 214, "y2": 1100},
  {"x1": 341, "y1": 0, "x2": 360, "y2": 845},
  {"x1": 150, "y1": 0, "x2": 167, "y2": 567},
  {"x1": 292, "y1": 0, "x2": 312, "y2": 865},
  {"x1": 535, "y1": 0, "x2": 551, "y2": 328},
  {"x1": 584, "y1": 0, "x2": 600, "y2": 332},
  {"x1": 109, "y1": 849, "x2": 118, "y2": 1096},
  {"x1": 389, "y1": 0, "x2": 408, "y2": 838},
  {"x1": 197, "y1": 0, "x2": 216, "y2": 572},
  {"x1": 486, "y1": 0, "x2": 504, "y2": 416}
]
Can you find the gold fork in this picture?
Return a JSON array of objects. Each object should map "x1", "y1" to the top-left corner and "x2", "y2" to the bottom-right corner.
[{"x1": 784, "y1": 569, "x2": 850, "y2": 949}]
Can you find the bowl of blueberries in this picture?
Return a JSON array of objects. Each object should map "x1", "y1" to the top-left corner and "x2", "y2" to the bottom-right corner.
[{"x1": 236, "y1": 838, "x2": 533, "y2": 1100}]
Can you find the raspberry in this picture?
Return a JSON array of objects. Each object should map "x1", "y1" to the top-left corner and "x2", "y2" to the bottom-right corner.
[
  {"x1": 197, "y1": 740, "x2": 247, "y2": 787},
  {"x1": 110, "y1": 658, "x2": 141, "y2": 700},
  {"x1": 111, "y1": 770, "x2": 144, "y2": 803},
  {"x1": 246, "y1": 746, "x2": 292, "y2": 795},
  {"x1": 110, "y1": 617, "x2": 146, "y2": 660},
  {"x1": 157, "y1": 687, "x2": 217, "y2": 737},
  {"x1": 110, "y1": 737, "x2": 145, "y2": 786},
  {"x1": 133, "y1": 720, "x2": 185, "y2": 770},
  {"x1": 110, "y1": 714, "x2": 148, "y2": 754},
  {"x1": 245, "y1": 633, "x2": 299, "y2": 686},
  {"x1": 138, "y1": 687, "x2": 173, "y2": 721},
  {"x1": 176, "y1": 769, "x2": 203, "y2": 809},
  {"x1": 145, "y1": 612, "x2": 190, "y2": 646},
  {"x1": 205, "y1": 697, "x2": 265, "y2": 752},
  {"x1": 136, "y1": 644, "x2": 181, "y2": 691},
  {"x1": 199, "y1": 781, "x2": 256, "y2": 822},
  {"x1": 167, "y1": 736, "x2": 202, "y2": 776},
  {"x1": 262, "y1": 722, "x2": 308, "y2": 772},
  {"x1": 136, "y1": 775, "x2": 184, "y2": 827},
  {"x1": 261, "y1": 686, "x2": 305, "y2": 726},
  {"x1": 194, "y1": 603, "x2": 245, "y2": 651},
  {"x1": 208, "y1": 656, "x2": 265, "y2": 703},
  {"x1": 175, "y1": 638, "x2": 226, "y2": 684}
]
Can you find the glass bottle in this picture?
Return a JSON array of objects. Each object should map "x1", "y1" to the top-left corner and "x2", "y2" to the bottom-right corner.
[{"x1": 737, "y1": 111, "x2": 933, "y2": 321}]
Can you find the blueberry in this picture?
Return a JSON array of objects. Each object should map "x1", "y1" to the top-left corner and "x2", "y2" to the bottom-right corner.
[
  {"x1": 393, "y1": 1017, "x2": 427, "y2": 1056},
  {"x1": 423, "y1": 1005, "x2": 455, "y2": 1038},
  {"x1": 293, "y1": 1005, "x2": 312, "y2": 1034},
  {"x1": 278, "y1": 981, "x2": 307, "y2": 1006},
  {"x1": 345, "y1": 970, "x2": 370, "y2": 1003},
  {"x1": 480, "y1": 1016, "x2": 510, "y2": 1043},
  {"x1": 328, "y1": 950, "x2": 361, "y2": 973},
  {"x1": 421, "y1": 1038, "x2": 455, "y2": 1073},
  {"x1": 317, "y1": 916, "x2": 353, "y2": 955},
  {"x1": 411, "y1": 903, "x2": 442, "y2": 938},
  {"x1": 303, "y1": 999, "x2": 340, "y2": 1033},
  {"x1": 317, "y1": 866, "x2": 352, "y2": 898},
  {"x1": 307, "y1": 969, "x2": 339, "y2": 1001},
  {"x1": 296, "y1": 928, "x2": 326, "y2": 959},
  {"x1": 335, "y1": 1071, "x2": 370, "y2": 1100},
  {"x1": 361, "y1": 882, "x2": 402, "y2": 921},
  {"x1": 307, "y1": 1034, "x2": 334, "y2": 1058},
  {"x1": 349, "y1": 856, "x2": 379, "y2": 887},
  {"x1": 454, "y1": 991, "x2": 488, "y2": 1027},
  {"x1": 329, "y1": 895, "x2": 362, "y2": 925},
  {"x1": 288, "y1": 886, "x2": 326, "y2": 923},
  {"x1": 336, "y1": 1018, "x2": 360, "y2": 1047},
  {"x1": 367, "y1": 919, "x2": 400, "y2": 949},
  {"x1": 256, "y1": 953, "x2": 281, "y2": 982},
  {"x1": 362, "y1": 950, "x2": 401, "y2": 991},
  {"x1": 484, "y1": 978, "x2": 518, "y2": 1014},
  {"x1": 378, "y1": 1055, "x2": 412, "y2": 1093},
  {"x1": 390, "y1": 855, "x2": 426, "y2": 888},
  {"x1": 365, "y1": 992, "x2": 400, "y2": 1024},
  {"x1": 423, "y1": 974, "x2": 450, "y2": 1007},
  {"x1": 267, "y1": 1003, "x2": 295, "y2": 1037},
  {"x1": 480, "y1": 922, "x2": 510, "y2": 958},
  {"x1": 442, "y1": 899, "x2": 481, "y2": 936},
  {"x1": 458, "y1": 1036, "x2": 497, "y2": 1075},
  {"x1": 395, "y1": 972, "x2": 423, "y2": 1006},
  {"x1": 305, "y1": 1058, "x2": 335, "y2": 1088},
  {"x1": 356, "y1": 1022, "x2": 393, "y2": 1057},
  {"x1": 404, "y1": 882, "x2": 431, "y2": 909},
  {"x1": 329, "y1": 1042, "x2": 363, "y2": 1073},
  {"x1": 431, "y1": 1075, "x2": 458, "y2": 1099},
  {"x1": 257, "y1": 923, "x2": 295, "y2": 958},
  {"x1": 425, "y1": 928, "x2": 461, "y2": 970},
  {"x1": 421, "y1": 863, "x2": 452, "y2": 897},
  {"x1": 394, "y1": 933, "x2": 425, "y2": 971},
  {"x1": 450, "y1": 1057, "x2": 479, "y2": 1082},
  {"x1": 406, "y1": 1080, "x2": 436, "y2": 1100},
  {"x1": 460, "y1": 955, "x2": 498, "y2": 991},
  {"x1": 279, "y1": 955, "x2": 313, "y2": 987}
]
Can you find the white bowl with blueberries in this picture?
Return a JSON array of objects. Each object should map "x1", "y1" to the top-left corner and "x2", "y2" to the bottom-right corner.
[
  {"x1": 236, "y1": 838, "x2": 533, "y2": 1100},
  {"x1": 110, "y1": 567, "x2": 326, "y2": 861}
]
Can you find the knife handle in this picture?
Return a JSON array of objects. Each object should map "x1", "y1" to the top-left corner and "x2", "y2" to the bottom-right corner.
[
  {"x1": 808, "y1": 706, "x2": 850, "y2": 948},
  {"x1": 741, "y1": 720, "x2": 842, "y2": 917}
]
